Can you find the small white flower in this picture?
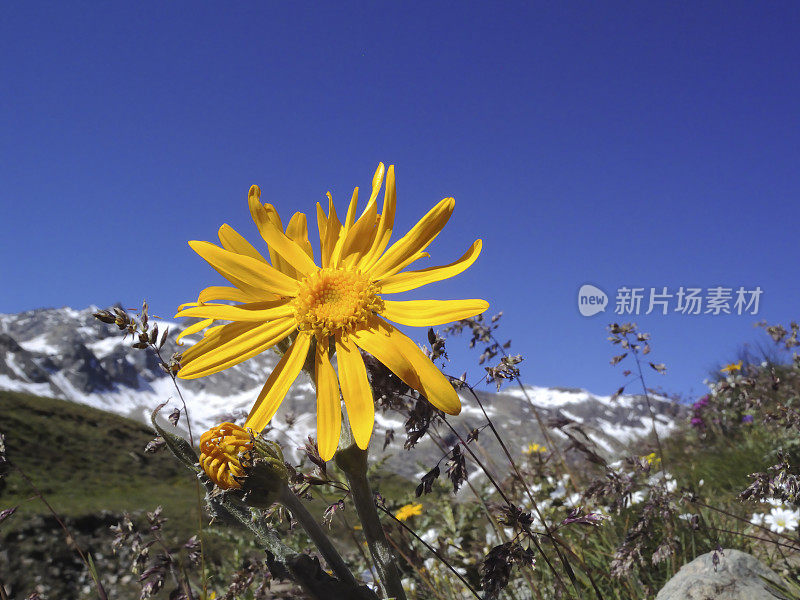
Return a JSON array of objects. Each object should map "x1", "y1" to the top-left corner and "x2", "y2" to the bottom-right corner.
[
  {"x1": 698, "y1": 479, "x2": 704, "y2": 487},
  {"x1": 764, "y1": 508, "x2": 800, "y2": 533},
  {"x1": 666, "y1": 479, "x2": 678, "y2": 493},
  {"x1": 420, "y1": 528, "x2": 438, "y2": 544},
  {"x1": 678, "y1": 513, "x2": 694, "y2": 521},
  {"x1": 565, "y1": 493, "x2": 582, "y2": 508},
  {"x1": 550, "y1": 483, "x2": 567, "y2": 500},
  {"x1": 750, "y1": 512, "x2": 766, "y2": 526},
  {"x1": 629, "y1": 491, "x2": 645, "y2": 505}
]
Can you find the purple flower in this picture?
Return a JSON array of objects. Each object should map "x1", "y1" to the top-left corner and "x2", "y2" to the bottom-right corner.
[
  {"x1": 691, "y1": 417, "x2": 706, "y2": 430},
  {"x1": 742, "y1": 415, "x2": 754, "y2": 424}
]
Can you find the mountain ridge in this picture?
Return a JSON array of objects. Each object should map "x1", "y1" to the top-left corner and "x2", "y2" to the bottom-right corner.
[{"x1": 0, "y1": 306, "x2": 685, "y2": 476}]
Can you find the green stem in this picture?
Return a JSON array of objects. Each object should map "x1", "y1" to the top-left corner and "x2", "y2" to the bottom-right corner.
[
  {"x1": 336, "y1": 442, "x2": 407, "y2": 600},
  {"x1": 278, "y1": 485, "x2": 359, "y2": 589}
]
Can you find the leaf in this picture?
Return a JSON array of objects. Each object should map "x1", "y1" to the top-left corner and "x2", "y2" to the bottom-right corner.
[
  {"x1": 150, "y1": 403, "x2": 201, "y2": 473},
  {"x1": 649, "y1": 362, "x2": 667, "y2": 374}
]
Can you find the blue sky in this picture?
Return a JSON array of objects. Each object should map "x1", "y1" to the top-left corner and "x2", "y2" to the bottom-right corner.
[{"x1": 2, "y1": 2, "x2": 798, "y2": 401}]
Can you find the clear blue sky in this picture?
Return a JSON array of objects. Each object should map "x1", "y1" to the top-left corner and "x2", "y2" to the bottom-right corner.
[{"x1": 2, "y1": 2, "x2": 798, "y2": 401}]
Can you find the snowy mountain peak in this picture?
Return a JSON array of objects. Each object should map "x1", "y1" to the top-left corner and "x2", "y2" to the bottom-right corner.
[{"x1": 0, "y1": 306, "x2": 685, "y2": 475}]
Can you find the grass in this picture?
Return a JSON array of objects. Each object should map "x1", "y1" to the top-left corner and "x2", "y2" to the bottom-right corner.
[{"x1": 0, "y1": 389, "x2": 199, "y2": 537}]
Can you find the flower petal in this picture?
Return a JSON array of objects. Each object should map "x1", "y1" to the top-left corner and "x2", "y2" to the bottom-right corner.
[
  {"x1": 335, "y1": 335, "x2": 374, "y2": 450},
  {"x1": 245, "y1": 332, "x2": 312, "y2": 432},
  {"x1": 378, "y1": 240, "x2": 482, "y2": 294},
  {"x1": 286, "y1": 212, "x2": 315, "y2": 262},
  {"x1": 351, "y1": 316, "x2": 460, "y2": 415},
  {"x1": 319, "y1": 194, "x2": 344, "y2": 268},
  {"x1": 176, "y1": 318, "x2": 214, "y2": 345},
  {"x1": 315, "y1": 339, "x2": 342, "y2": 461},
  {"x1": 360, "y1": 164, "x2": 396, "y2": 270},
  {"x1": 249, "y1": 197, "x2": 317, "y2": 276},
  {"x1": 247, "y1": 185, "x2": 288, "y2": 272},
  {"x1": 196, "y1": 285, "x2": 268, "y2": 304},
  {"x1": 178, "y1": 318, "x2": 296, "y2": 379},
  {"x1": 368, "y1": 196, "x2": 455, "y2": 279},
  {"x1": 381, "y1": 299, "x2": 489, "y2": 327},
  {"x1": 175, "y1": 300, "x2": 294, "y2": 322},
  {"x1": 189, "y1": 240, "x2": 299, "y2": 297},
  {"x1": 218, "y1": 224, "x2": 268, "y2": 263}
]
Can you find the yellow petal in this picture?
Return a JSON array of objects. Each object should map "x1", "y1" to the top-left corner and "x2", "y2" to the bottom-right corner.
[
  {"x1": 378, "y1": 250, "x2": 429, "y2": 281},
  {"x1": 175, "y1": 300, "x2": 294, "y2": 322},
  {"x1": 370, "y1": 162, "x2": 386, "y2": 196},
  {"x1": 245, "y1": 332, "x2": 312, "y2": 431},
  {"x1": 378, "y1": 240, "x2": 482, "y2": 294},
  {"x1": 368, "y1": 197, "x2": 455, "y2": 279},
  {"x1": 202, "y1": 323, "x2": 228, "y2": 338},
  {"x1": 248, "y1": 199, "x2": 317, "y2": 276},
  {"x1": 344, "y1": 186, "x2": 359, "y2": 231},
  {"x1": 180, "y1": 321, "x2": 256, "y2": 364},
  {"x1": 335, "y1": 335, "x2": 374, "y2": 450},
  {"x1": 316, "y1": 202, "x2": 328, "y2": 254},
  {"x1": 333, "y1": 165, "x2": 385, "y2": 268},
  {"x1": 189, "y1": 240, "x2": 299, "y2": 297},
  {"x1": 321, "y1": 193, "x2": 343, "y2": 268},
  {"x1": 197, "y1": 285, "x2": 270, "y2": 304},
  {"x1": 360, "y1": 164, "x2": 396, "y2": 270},
  {"x1": 315, "y1": 339, "x2": 342, "y2": 461},
  {"x1": 218, "y1": 224, "x2": 268, "y2": 263},
  {"x1": 175, "y1": 318, "x2": 214, "y2": 345},
  {"x1": 286, "y1": 212, "x2": 315, "y2": 262},
  {"x1": 351, "y1": 317, "x2": 460, "y2": 415},
  {"x1": 178, "y1": 318, "x2": 296, "y2": 379},
  {"x1": 340, "y1": 193, "x2": 379, "y2": 268},
  {"x1": 381, "y1": 299, "x2": 489, "y2": 327},
  {"x1": 248, "y1": 186, "x2": 289, "y2": 273}
]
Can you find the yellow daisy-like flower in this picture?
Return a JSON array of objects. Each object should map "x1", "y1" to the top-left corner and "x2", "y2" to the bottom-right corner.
[
  {"x1": 720, "y1": 361, "x2": 743, "y2": 374},
  {"x1": 523, "y1": 443, "x2": 547, "y2": 454},
  {"x1": 643, "y1": 452, "x2": 661, "y2": 466},
  {"x1": 199, "y1": 422, "x2": 253, "y2": 489},
  {"x1": 395, "y1": 502, "x2": 423, "y2": 521},
  {"x1": 176, "y1": 164, "x2": 488, "y2": 461}
]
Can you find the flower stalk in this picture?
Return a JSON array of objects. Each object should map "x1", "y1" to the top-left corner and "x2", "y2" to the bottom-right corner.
[
  {"x1": 277, "y1": 484, "x2": 359, "y2": 589},
  {"x1": 336, "y1": 439, "x2": 407, "y2": 600}
]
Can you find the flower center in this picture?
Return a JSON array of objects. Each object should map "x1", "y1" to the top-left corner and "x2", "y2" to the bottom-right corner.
[{"x1": 293, "y1": 268, "x2": 383, "y2": 336}]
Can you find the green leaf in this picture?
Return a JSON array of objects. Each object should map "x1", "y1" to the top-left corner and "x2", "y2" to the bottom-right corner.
[{"x1": 150, "y1": 402, "x2": 201, "y2": 473}]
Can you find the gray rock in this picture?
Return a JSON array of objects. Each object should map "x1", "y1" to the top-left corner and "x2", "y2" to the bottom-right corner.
[{"x1": 656, "y1": 548, "x2": 785, "y2": 600}]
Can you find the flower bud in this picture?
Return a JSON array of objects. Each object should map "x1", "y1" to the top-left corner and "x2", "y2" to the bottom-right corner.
[
  {"x1": 199, "y1": 422, "x2": 289, "y2": 507},
  {"x1": 199, "y1": 422, "x2": 252, "y2": 489}
]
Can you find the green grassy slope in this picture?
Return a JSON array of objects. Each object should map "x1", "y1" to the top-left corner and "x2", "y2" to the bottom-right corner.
[{"x1": 0, "y1": 390, "x2": 198, "y2": 533}]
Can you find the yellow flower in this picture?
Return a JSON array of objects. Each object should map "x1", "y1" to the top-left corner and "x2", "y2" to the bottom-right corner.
[
  {"x1": 199, "y1": 422, "x2": 253, "y2": 489},
  {"x1": 720, "y1": 361, "x2": 743, "y2": 373},
  {"x1": 395, "y1": 502, "x2": 423, "y2": 521},
  {"x1": 523, "y1": 443, "x2": 547, "y2": 454},
  {"x1": 177, "y1": 164, "x2": 488, "y2": 461},
  {"x1": 643, "y1": 452, "x2": 661, "y2": 466}
]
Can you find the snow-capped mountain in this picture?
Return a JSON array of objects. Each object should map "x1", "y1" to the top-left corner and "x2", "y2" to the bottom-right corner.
[{"x1": 0, "y1": 306, "x2": 685, "y2": 477}]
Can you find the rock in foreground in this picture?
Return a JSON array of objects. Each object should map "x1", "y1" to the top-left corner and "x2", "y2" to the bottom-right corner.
[{"x1": 656, "y1": 548, "x2": 784, "y2": 600}]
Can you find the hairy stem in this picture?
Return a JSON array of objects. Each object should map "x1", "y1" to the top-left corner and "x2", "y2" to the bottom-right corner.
[
  {"x1": 278, "y1": 485, "x2": 359, "y2": 588},
  {"x1": 336, "y1": 442, "x2": 407, "y2": 600}
]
